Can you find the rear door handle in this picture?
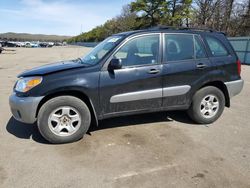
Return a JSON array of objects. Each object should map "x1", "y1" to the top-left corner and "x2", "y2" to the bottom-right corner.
[
  {"x1": 148, "y1": 69, "x2": 160, "y2": 74},
  {"x1": 196, "y1": 63, "x2": 207, "y2": 69}
]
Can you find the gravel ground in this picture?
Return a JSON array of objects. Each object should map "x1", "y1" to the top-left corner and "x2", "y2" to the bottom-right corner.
[{"x1": 0, "y1": 46, "x2": 250, "y2": 188}]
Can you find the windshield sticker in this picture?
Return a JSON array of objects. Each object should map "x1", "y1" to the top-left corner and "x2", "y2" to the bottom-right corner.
[
  {"x1": 107, "y1": 37, "x2": 121, "y2": 43},
  {"x1": 90, "y1": 55, "x2": 96, "y2": 60}
]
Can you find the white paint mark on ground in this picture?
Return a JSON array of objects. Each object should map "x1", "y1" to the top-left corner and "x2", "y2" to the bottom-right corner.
[{"x1": 113, "y1": 164, "x2": 178, "y2": 180}]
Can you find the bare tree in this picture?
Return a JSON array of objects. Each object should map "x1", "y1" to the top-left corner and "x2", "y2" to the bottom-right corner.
[
  {"x1": 193, "y1": 0, "x2": 219, "y2": 26},
  {"x1": 222, "y1": 0, "x2": 235, "y2": 32}
]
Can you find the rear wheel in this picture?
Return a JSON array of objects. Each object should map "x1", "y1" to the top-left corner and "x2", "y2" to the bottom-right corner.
[
  {"x1": 188, "y1": 86, "x2": 225, "y2": 124},
  {"x1": 38, "y1": 96, "x2": 91, "y2": 144}
]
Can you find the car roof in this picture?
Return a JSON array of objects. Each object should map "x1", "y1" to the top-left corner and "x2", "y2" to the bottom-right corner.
[{"x1": 114, "y1": 26, "x2": 225, "y2": 37}]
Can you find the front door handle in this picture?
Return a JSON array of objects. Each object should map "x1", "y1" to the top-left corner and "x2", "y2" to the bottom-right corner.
[
  {"x1": 148, "y1": 69, "x2": 160, "y2": 74},
  {"x1": 196, "y1": 63, "x2": 207, "y2": 69}
]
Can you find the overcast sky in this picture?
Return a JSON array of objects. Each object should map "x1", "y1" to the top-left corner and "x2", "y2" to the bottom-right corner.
[{"x1": 0, "y1": 0, "x2": 132, "y2": 36}]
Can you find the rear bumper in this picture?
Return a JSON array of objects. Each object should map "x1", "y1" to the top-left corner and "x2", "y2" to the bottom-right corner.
[
  {"x1": 225, "y1": 79, "x2": 244, "y2": 98},
  {"x1": 9, "y1": 93, "x2": 43, "y2": 124}
]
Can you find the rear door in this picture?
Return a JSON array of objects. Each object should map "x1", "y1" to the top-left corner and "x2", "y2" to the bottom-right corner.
[
  {"x1": 99, "y1": 34, "x2": 163, "y2": 117},
  {"x1": 202, "y1": 34, "x2": 238, "y2": 80},
  {"x1": 161, "y1": 33, "x2": 211, "y2": 108}
]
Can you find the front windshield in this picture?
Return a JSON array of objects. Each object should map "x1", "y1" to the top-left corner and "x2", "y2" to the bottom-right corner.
[{"x1": 80, "y1": 36, "x2": 123, "y2": 65}]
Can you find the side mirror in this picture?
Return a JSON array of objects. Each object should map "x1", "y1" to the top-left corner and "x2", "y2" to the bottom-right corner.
[{"x1": 108, "y1": 58, "x2": 122, "y2": 70}]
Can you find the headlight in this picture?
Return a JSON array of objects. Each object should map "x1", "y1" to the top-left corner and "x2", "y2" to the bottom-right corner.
[{"x1": 15, "y1": 76, "x2": 43, "y2": 92}]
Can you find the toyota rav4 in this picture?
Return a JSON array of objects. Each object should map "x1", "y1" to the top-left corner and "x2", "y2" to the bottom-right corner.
[{"x1": 9, "y1": 27, "x2": 244, "y2": 143}]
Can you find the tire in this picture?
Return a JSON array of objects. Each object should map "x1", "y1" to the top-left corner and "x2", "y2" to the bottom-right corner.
[
  {"x1": 38, "y1": 96, "x2": 91, "y2": 144},
  {"x1": 188, "y1": 86, "x2": 225, "y2": 124}
]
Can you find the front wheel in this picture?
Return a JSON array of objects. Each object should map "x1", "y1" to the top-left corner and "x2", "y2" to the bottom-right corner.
[
  {"x1": 38, "y1": 96, "x2": 91, "y2": 144},
  {"x1": 188, "y1": 86, "x2": 225, "y2": 124}
]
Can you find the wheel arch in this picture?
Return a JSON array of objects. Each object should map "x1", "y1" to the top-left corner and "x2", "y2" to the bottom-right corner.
[
  {"x1": 199, "y1": 81, "x2": 230, "y2": 107},
  {"x1": 36, "y1": 90, "x2": 99, "y2": 126}
]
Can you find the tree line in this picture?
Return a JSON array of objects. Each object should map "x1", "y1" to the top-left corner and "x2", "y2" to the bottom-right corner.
[{"x1": 67, "y1": 0, "x2": 250, "y2": 43}]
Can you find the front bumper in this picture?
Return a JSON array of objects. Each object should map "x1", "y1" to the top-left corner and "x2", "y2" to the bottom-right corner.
[
  {"x1": 9, "y1": 93, "x2": 43, "y2": 124},
  {"x1": 225, "y1": 79, "x2": 244, "y2": 98}
]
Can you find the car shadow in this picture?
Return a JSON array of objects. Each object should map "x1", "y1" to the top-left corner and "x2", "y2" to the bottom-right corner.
[
  {"x1": 166, "y1": 111, "x2": 197, "y2": 125},
  {"x1": 6, "y1": 111, "x2": 196, "y2": 144},
  {"x1": 89, "y1": 111, "x2": 196, "y2": 133},
  {"x1": 6, "y1": 117, "x2": 50, "y2": 144}
]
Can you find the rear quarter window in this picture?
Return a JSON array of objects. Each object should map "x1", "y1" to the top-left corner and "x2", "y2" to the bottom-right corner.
[{"x1": 205, "y1": 36, "x2": 229, "y2": 57}]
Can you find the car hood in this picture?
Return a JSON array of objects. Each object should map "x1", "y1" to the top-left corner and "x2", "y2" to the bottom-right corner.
[{"x1": 19, "y1": 60, "x2": 85, "y2": 77}]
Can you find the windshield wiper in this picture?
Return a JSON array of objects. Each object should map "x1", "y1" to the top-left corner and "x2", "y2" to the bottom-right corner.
[
  {"x1": 76, "y1": 58, "x2": 83, "y2": 63},
  {"x1": 72, "y1": 58, "x2": 83, "y2": 63},
  {"x1": 77, "y1": 58, "x2": 94, "y2": 66},
  {"x1": 75, "y1": 58, "x2": 90, "y2": 64}
]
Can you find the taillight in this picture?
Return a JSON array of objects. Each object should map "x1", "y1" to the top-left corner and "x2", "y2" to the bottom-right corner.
[{"x1": 236, "y1": 60, "x2": 241, "y2": 76}]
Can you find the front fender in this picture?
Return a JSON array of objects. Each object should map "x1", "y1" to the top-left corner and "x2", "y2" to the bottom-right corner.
[{"x1": 36, "y1": 87, "x2": 100, "y2": 126}]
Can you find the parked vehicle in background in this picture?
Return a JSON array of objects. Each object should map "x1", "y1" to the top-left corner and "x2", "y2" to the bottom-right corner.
[
  {"x1": 9, "y1": 27, "x2": 244, "y2": 144},
  {"x1": 54, "y1": 42, "x2": 63, "y2": 46},
  {"x1": 25, "y1": 42, "x2": 39, "y2": 48},
  {"x1": 15, "y1": 42, "x2": 26, "y2": 47},
  {"x1": 4, "y1": 41, "x2": 17, "y2": 47},
  {"x1": 0, "y1": 40, "x2": 57, "y2": 48},
  {"x1": 24, "y1": 42, "x2": 32, "y2": 48},
  {"x1": 39, "y1": 42, "x2": 54, "y2": 48},
  {"x1": 0, "y1": 43, "x2": 2, "y2": 54},
  {"x1": 47, "y1": 42, "x2": 54, "y2": 47},
  {"x1": 39, "y1": 42, "x2": 49, "y2": 48},
  {"x1": 32, "y1": 42, "x2": 39, "y2": 48}
]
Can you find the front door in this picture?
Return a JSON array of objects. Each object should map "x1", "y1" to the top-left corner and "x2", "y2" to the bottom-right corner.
[{"x1": 99, "y1": 34, "x2": 163, "y2": 117}]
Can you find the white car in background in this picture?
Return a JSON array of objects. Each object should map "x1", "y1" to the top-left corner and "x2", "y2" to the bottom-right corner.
[{"x1": 25, "y1": 42, "x2": 39, "y2": 48}]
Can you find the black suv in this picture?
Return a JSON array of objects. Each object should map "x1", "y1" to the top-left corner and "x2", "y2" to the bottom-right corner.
[{"x1": 9, "y1": 28, "x2": 244, "y2": 143}]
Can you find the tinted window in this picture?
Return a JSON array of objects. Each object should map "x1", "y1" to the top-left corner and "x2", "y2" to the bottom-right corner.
[
  {"x1": 194, "y1": 35, "x2": 207, "y2": 59},
  {"x1": 114, "y1": 35, "x2": 160, "y2": 67},
  {"x1": 205, "y1": 36, "x2": 229, "y2": 57},
  {"x1": 165, "y1": 34, "x2": 194, "y2": 61}
]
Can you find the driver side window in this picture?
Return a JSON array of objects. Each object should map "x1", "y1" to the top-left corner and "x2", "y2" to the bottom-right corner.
[{"x1": 114, "y1": 35, "x2": 160, "y2": 67}]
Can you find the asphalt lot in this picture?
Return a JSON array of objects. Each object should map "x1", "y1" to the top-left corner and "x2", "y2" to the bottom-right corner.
[{"x1": 0, "y1": 46, "x2": 250, "y2": 188}]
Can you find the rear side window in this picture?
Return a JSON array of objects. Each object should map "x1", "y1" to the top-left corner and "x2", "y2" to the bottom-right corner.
[
  {"x1": 165, "y1": 34, "x2": 194, "y2": 61},
  {"x1": 205, "y1": 36, "x2": 229, "y2": 57}
]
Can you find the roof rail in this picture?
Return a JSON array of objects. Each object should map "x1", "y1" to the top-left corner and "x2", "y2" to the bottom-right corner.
[{"x1": 149, "y1": 25, "x2": 226, "y2": 35}]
